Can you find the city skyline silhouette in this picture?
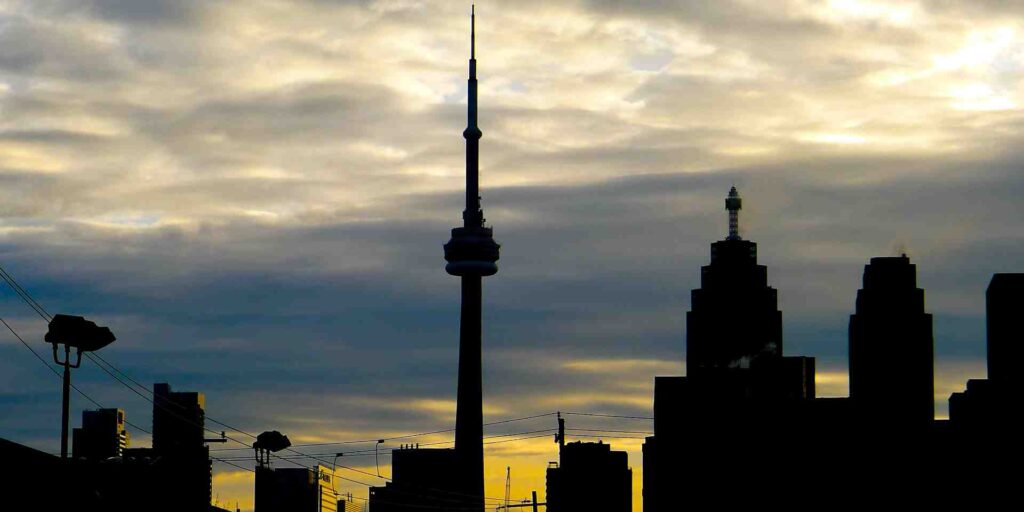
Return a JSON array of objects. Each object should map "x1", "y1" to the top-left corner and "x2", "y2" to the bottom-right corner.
[{"x1": 2, "y1": 1, "x2": 1023, "y2": 511}]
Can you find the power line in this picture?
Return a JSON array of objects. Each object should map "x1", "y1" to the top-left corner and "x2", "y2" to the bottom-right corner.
[
  {"x1": 0, "y1": 265, "x2": 52, "y2": 321},
  {"x1": 0, "y1": 274, "x2": 512, "y2": 504},
  {"x1": 0, "y1": 266, "x2": 260, "y2": 447},
  {"x1": 0, "y1": 315, "x2": 251, "y2": 473},
  {"x1": 214, "y1": 429, "x2": 560, "y2": 461},
  {"x1": 567, "y1": 428, "x2": 653, "y2": 435},
  {"x1": 0, "y1": 273, "x2": 276, "y2": 476},
  {"x1": 1, "y1": 316, "x2": 57, "y2": 373},
  {"x1": 564, "y1": 433, "x2": 649, "y2": 440},
  {"x1": 562, "y1": 411, "x2": 653, "y2": 420},
  {"x1": 0, "y1": 266, "x2": 649, "y2": 506},
  {"x1": 210, "y1": 412, "x2": 558, "y2": 452}
]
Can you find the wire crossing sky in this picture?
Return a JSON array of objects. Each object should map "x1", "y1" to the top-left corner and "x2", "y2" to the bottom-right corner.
[{"x1": 1, "y1": 1, "x2": 1023, "y2": 510}]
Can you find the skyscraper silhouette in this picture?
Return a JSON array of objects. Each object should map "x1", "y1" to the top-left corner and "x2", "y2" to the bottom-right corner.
[
  {"x1": 849, "y1": 255, "x2": 934, "y2": 426},
  {"x1": 443, "y1": 6, "x2": 499, "y2": 509},
  {"x1": 686, "y1": 186, "x2": 783, "y2": 378},
  {"x1": 985, "y1": 273, "x2": 1024, "y2": 385},
  {"x1": 151, "y1": 383, "x2": 213, "y2": 510},
  {"x1": 948, "y1": 273, "x2": 1024, "y2": 435},
  {"x1": 644, "y1": 188, "x2": 815, "y2": 511}
]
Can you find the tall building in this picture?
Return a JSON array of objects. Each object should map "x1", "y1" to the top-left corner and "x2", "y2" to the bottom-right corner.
[
  {"x1": 683, "y1": 186, "x2": 813, "y2": 399},
  {"x1": 986, "y1": 273, "x2": 1023, "y2": 385},
  {"x1": 849, "y1": 255, "x2": 934, "y2": 425},
  {"x1": 153, "y1": 382, "x2": 205, "y2": 451},
  {"x1": 152, "y1": 382, "x2": 213, "y2": 510},
  {"x1": 948, "y1": 273, "x2": 1024, "y2": 433},
  {"x1": 687, "y1": 187, "x2": 782, "y2": 378},
  {"x1": 442, "y1": 5, "x2": 499, "y2": 510},
  {"x1": 643, "y1": 188, "x2": 816, "y2": 512},
  {"x1": 72, "y1": 408, "x2": 129, "y2": 460}
]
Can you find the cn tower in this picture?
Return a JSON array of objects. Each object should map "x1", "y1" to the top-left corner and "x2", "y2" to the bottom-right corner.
[{"x1": 443, "y1": 6, "x2": 499, "y2": 509}]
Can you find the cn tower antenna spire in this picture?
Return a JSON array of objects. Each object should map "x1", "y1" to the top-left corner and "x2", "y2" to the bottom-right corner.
[{"x1": 463, "y1": 3, "x2": 482, "y2": 227}]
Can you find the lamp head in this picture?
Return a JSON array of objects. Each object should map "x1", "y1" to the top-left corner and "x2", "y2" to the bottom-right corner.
[
  {"x1": 254, "y1": 430, "x2": 291, "y2": 453},
  {"x1": 45, "y1": 314, "x2": 116, "y2": 352}
]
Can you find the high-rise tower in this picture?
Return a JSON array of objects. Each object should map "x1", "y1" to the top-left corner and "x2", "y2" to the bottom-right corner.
[
  {"x1": 948, "y1": 273, "x2": 1023, "y2": 434},
  {"x1": 987, "y1": 273, "x2": 1024, "y2": 386},
  {"x1": 443, "y1": 6, "x2": 499, "y2": 509},
  {"x1": 645, "y1": 188, "x2": 814, "y2": 512},
  {"x1": 849, "y1": 255, "x2": 934, "y2": 425},
  {"x1": 686, "y1": 186, "x2": 782, "y2": 379}
]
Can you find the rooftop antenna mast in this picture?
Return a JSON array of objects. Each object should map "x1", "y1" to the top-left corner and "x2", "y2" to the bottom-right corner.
[{"x1": 726, "y1": 186, "x2": 742, "y2": 241}]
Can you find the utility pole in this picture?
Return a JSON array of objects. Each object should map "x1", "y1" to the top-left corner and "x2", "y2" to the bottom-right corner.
[{"x1": 555, "y1": 412, "x2": 565, "y2": 454}]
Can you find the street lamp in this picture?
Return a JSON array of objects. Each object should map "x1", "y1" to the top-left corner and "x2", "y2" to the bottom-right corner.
[
  {"x1": 254, "y1": 430, "x2": 291, "y2": 467},
  {"x1": 375, "y1": 439, "x2": 385, "y2": 477},
  {"x1": 44, "y1": 314, "x2": 115, "y2": 459}
]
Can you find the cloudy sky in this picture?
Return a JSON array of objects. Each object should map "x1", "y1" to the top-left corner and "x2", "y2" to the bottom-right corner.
[{"x1": 1, "y1": 0, "x2": 1022, "y2": 509}]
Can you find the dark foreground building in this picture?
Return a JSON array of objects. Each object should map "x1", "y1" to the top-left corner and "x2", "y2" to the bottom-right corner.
[
  {"x1": 2, "y1": 381, "x2": 225, "y2": 512},
  {"x1": 72, "y1": 408, "x2": 129, "y2": 460},
  {"x1": 255, "y1": 464, "x2": 341, "y2": 512},
  {"x1": 368, "y1": 447, "x2": 472, "y2": 511},
  {"x1": 546, "y1": 427, "x2": 631, "y2": 512}
]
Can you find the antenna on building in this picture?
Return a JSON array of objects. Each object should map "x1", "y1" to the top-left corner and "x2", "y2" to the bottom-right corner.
[{"x1": 726, "y1": 186, "x2": 743, "y2": 241}]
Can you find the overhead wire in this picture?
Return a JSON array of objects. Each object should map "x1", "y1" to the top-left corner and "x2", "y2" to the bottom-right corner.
[
  {"x1": 562, "y1": 411, "x2": 653, "y2": 420},
  {"x1": 209, "y1": 412, "x2": 559, "y2": 452},
  {"x1": 2, "y1": 264, "x2": 657, "y2": 506},
  {"x1": 213, "y1": 429, "x2": 560, "y2": 461},
  {"x1": 0, "y1": 314, "x2": 253, "y2": 473},
  {"x1": 0, "y1": 265, "x2": 520, "y2": 504}
]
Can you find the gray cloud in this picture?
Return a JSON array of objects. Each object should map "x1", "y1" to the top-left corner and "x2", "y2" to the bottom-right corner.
[{"x1": 1, "y1": 0, "x2": 1022, "y2": 508}]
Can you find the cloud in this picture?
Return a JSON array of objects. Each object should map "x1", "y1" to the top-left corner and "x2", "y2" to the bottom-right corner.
[{"x1": 1, "y1": 1, "x2": 1021, "y2": 510}]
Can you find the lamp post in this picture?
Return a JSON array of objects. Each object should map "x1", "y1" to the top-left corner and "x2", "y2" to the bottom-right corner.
[
  {"x1": 44, "y1": 314, "x2": 116, "y2": 459},
  {"x1": 375, "y1": 439, "x2": 385, "y2": 478}
]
